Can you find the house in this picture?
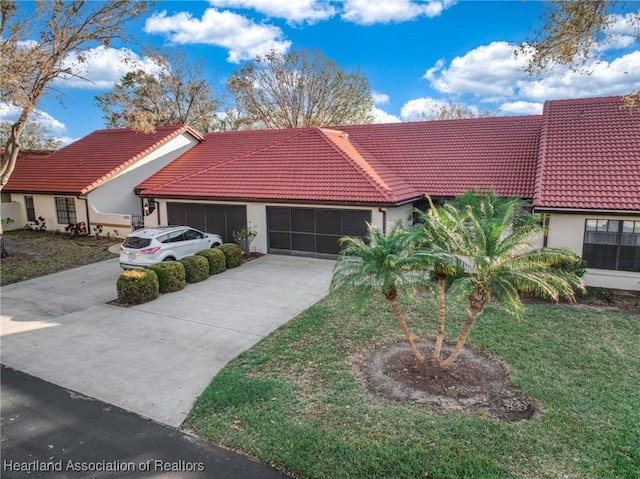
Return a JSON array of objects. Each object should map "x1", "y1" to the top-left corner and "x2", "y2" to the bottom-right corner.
[
  {"x1": 136, "y1": 96, "x2": 638, "y2": 290},
  {"x1": 532, "y1": 96, "x2": 640, "y2": 290},
  {"x1": 3, "y1": 95, "x2": 637, "y2": 290},
  {"x1": 136, "y1": 115, "x2": 542, "y2": 258},
  {"x1": 2, "y1": 125, "x2": 203, "y2": 237}
]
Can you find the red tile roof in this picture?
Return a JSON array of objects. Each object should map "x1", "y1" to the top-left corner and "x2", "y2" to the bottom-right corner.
[
  {"x1": 4, "y1": 125, "x2": 202, "y2": 194},
  {"x1": 138, "y1": 116, "x2": 542, "y2": 204},
  {"x1": 341, "y1": 115, "x2": 543, "y2": 199},
  {"x1": 137, "y1": 127, "x2": 421, "y2": 204},
  {"x1": 533, "y1": 96, "x2": 640, "y2": 211}
]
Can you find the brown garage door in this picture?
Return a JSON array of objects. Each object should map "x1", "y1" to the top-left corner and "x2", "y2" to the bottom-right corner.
[
  {"x1": 167, "y1": 202, "x2": 246, "y2": 244},
  {"x1": 267, "y1": 207, "x2": 371, "y2": 259}
]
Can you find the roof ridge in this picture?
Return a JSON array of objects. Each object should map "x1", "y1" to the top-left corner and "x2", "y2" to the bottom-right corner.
[
  {"x1": 138, "y1": 128, "x2": 312, "y2": 195},
  {"x1": 81, "y1": 125, "x2": 202, "y2": 195},
  {"x1": 318, "y1": 127, "x2": 419, "y2": 203},
  {"x1": 532, "y1": 101, "x2": 551, "y2": 206}
]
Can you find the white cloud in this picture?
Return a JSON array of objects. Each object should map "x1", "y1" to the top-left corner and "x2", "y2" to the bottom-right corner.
[
  {"x1": 341, "y1": 0, "x2": 454, "y2": 25},
  {"x1": 56, "y1": 46, "x2": 163, "y2": 89},
  {"x1": 600, "y1": 12, "x2": 640, "y2": 51},
  {"x1": 0, "y1": 103, "x2": 21, "y2": 123},
  {"x1": 372, "y1": 91, "x2": 390, "y2": 104},
  {"x1": 371, "y1": 107, "x2": 400, "y2": 123},
  {"x1": 424, "y1": 41, "x2": 640, "y2": 105},
  {"x1": 518, "y1": 51, "x2": 640, "y2": 101},
  {"x1": 0, "y1": 104, "x2": 65, "y2": 133},
  {"x1": 207, "y1": 0, "x2": 335, "y2": 24},
  {"x1": 399, "y1": 97, "x2": 448, "y2": 121},
  {"x1": 0, "y1": 102, "x2": 68, "y2": 136},
  {"x1": 498, "y1": 101, "x2": 543, "y2": 115},
  {"x1": 144, "y1": 8, "x2": 291, "y2": 63},
  {"x1": 425, "y1": 41, "x2": 529, "y2": 99}
]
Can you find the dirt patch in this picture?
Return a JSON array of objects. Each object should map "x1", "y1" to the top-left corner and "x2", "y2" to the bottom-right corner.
[
  {"x1": 523, "y1": 289, "x2": 640, "y2": 315},
  {"x1": 355, "y1": 340, "x2": 542, "y2": 422}
]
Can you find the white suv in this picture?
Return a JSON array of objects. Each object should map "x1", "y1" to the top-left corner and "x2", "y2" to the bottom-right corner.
[{"x1": 119, "y1": 226, "x2": 223, "y2": 270}]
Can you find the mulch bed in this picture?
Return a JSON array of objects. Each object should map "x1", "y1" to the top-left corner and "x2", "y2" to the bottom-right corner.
[{"x1": 355, "y1": 339, "x2": 542, "y2": 422}]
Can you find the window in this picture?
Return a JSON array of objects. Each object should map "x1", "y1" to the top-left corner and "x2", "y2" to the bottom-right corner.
[
  {"x1": 55, "y1": 197, "x2": 76, "y2": 224},
  {"x1": 24, "y1": 196, "x2": 35, "y2": 222},
  {"x1": 583, "y1": 219, "x2": 640, "y2": 272}
]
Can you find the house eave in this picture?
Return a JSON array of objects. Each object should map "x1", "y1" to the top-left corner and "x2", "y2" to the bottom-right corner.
[
  {"x1": 533, "y1": 206, "x2": 640, "y2": 216},
  {"x1": 136, "y1": 192, "x2": 423, "y2": 208}
]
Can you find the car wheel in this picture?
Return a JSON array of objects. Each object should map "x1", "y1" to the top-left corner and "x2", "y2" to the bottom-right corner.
[
  {"x1": 163, "y1": 256, "x2": 176, "y2": 261},
  {"x1": 211, "y1": 243, "x2": 221, "y2": 248}
]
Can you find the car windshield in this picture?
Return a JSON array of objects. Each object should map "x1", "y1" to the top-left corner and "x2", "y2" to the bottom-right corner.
[{"x1": 123, "y1": 236, "x2": 151, "y2": 249}]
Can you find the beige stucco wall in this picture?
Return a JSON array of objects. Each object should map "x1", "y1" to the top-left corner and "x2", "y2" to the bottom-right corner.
[
  {"x1": 147, "y1": 199, "x2": 413, "y2": 254},
  {"x1": 547, "y1": 212, "x2": 640, "y2": 291},
  {"x1": 9, "y1": 193, "x2": 88, "y2": 232},
  {"x1": 87, "y1": 132, "x2": 200, "y2": 216},
  {"x1": 0, "y1": 201, "x2": 23, "y2": 231}
]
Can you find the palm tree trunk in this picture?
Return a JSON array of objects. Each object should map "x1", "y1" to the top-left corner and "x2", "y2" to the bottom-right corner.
[
  {"x1": 433, "y1": 276, "x2": 446, "y2": 359},
  {"x1": 389, "y1": 298, "x2": 425, "y2": 364},
  {"x1": 440, "y1": 294, "x2": 489, "y2": 369}
]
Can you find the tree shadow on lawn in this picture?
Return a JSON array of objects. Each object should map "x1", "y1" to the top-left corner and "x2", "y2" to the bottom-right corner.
[{"x1": 355, "y1": 339, "x2": 544, "y2": 422}]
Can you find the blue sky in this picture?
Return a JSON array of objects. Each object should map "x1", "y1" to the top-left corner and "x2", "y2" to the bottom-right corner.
[{"x1": 3, "y1": 1, "x2": 639, "y2": 145}]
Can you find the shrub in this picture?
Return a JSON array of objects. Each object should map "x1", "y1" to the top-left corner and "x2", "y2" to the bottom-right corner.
[
  {"x1": 232, "y1": 223, "x2": 257, "y2": 253},
  {"x1": 65, "y1": 222, "x2": 88, "y2": 238},
  {"x1": 116, "y1": 269, "x2": 159, "y2": 305},
  {"x1": 195, "y1": 248, "x2": 227, "y2": 275},
  {"x1": 180, "y1": 255, "x2": 210, "y2": 283},
  {"x1": 149, "y1": 261, "x2": 186, "y2": 293},
  {"x1": 219, "y1": 243, "x2": 243, "y2": 268}
]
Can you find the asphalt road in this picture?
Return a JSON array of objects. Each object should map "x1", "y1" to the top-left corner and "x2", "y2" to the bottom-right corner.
[{"x1": 1, "y1": 366, "x2": 289, "y2": 479}]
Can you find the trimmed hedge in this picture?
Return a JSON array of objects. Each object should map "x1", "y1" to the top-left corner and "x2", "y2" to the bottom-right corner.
[
  {"x1": 117, "y1": 269, "x2": 159, "y2": 305},
  {"x1": 195, "y1": 248, "x2": 227, "y2": 275},
  {"x1": 219, "y1": 243, "x2": 243, "y2": 268},
  {"x1": 149, "y1": 261, "x2": 186, "y2": 293},
  {"x1": 180, "y1": 255, "x2": 210, "y2": 283}
]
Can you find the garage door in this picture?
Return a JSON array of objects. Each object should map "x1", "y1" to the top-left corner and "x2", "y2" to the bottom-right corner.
[
  {"x1": 267, "y1": 207, "x2": 371, "y2": 259},
  {"x1": 167, "y1": 202, "x2": 246, "y2": 243}
]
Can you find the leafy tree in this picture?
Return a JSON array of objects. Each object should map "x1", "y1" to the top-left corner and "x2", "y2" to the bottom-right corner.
[
  {"x1": 0, "y1": 0, "x2": 150, "y2": 257},
  {"x1": 0, "y1": 120, "x2": 61, "y2": 150},
  {"x1": 96, "y1": 51, "x2": 221, "y2": 134},
  {"x1": 331, "y1": 222, "x2": 426, "y2": 364},
  {"x1": 426, "y1": 192, "x2": 585, "y2": 368},
  {"x1": 226, "y1": 49, "x2": 375, "y2": 129},
  {"x1": 520, "y1": 0, "x2": 639, "y2": 107}
]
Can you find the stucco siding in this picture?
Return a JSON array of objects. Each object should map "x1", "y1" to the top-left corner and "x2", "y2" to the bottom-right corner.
[
  {"x1": 10, "y1": 193, "x2": 88, "y2": 232},
  {"x1": 87, "y1": 132, "x2": 200, "y2": 215},
  {"x1": 547, "y1": 212, "x2": 640, "y2": 290},
  {"x1": 147, "y1": 199, "x2": 409, "y2": 255}
]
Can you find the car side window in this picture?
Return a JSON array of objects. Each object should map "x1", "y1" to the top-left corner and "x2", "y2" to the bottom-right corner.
[
  {"x1": 166, "y1": 231, "x2": 186, "y2": 243},
  {"x1": 184, "y1": 229, "x2": 202, "y2": 241},
  {"x1": 158, "y1": 234, "x2": 169, "y2": 244}
]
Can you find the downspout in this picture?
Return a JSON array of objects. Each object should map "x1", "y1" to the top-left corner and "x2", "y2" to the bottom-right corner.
[
  {"x1": 542, "y1": 213, "x2": 549, "y2": 248},
  {"x1": 80, "y1": 196, "x2": 91, "y2": 234},
  {"x1": 378, "y1": 207, "x2": 387, "y2": 234}
]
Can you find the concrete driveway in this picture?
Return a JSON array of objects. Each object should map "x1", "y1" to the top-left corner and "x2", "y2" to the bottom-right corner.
[{"x1": 0, "y1": 255, "x2": 334, "y2": 427}]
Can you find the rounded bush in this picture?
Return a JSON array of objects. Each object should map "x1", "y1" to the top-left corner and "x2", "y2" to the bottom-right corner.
[
  {"x1": 180, "y1": 255, "x2": 209, "y2": 283},
  {"x1": 116, "y1": 269, "x2": 159, "y2": 305},
  {"x1": 149, "y1": 261, "x2": 186, "y2": 293},
  {"x1": 219, "y1": 243, "x2": 243, "y2": 268},
  {"x1": 195, "y1": 248, "x2": 227, "y2": 275}
]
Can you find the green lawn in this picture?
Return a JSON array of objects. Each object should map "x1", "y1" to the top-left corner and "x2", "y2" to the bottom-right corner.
[
  {"x1": 0, "y1": 229, "x2": 117, "y2": 285},
  {"x1": 189, "y1": 290, "x2": 640, "y2": 479}
]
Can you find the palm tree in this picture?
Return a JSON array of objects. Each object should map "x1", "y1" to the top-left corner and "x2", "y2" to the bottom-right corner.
[
  {"x1": 434, "y1": 191, "x2": 585, "y2": 368},
  {"x1": 331, "y1": 221, "x2": 426, "y2": 364},
  {"x1": 413, "y1": 199, "x2": 465, "y2": 360}
]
